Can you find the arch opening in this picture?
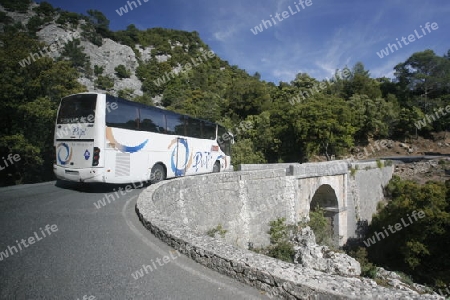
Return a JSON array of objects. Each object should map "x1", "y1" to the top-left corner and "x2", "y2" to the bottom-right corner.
[{"x1": 309, "y1": 184, "x2": 340, "y2": 247}]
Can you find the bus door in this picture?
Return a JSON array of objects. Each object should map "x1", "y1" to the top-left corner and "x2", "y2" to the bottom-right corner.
[{"x1": 175, "y1": 137, "x2": 189, "y2": 177}]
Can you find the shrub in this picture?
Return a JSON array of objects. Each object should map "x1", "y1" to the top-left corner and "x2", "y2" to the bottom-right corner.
[
  {"x1": 206, "y1": 224, "x2": 227, "y2": 238},
  {"x1": 308, "y1": 206, "x2": 334, "y2": 248},
  {"x1": 0, "y1": 0, "x2": 31, "y2": 12},
  {"x1": 95, "y1": 75, "x2": 114, "y2": 90},
  {"x1": 376, "y1": 159, "x2": 383, "y2": 168},
  {"x1": 94, "y1": 65, "x2": 104, "y2": 76},
  {"x1": 0, "y1": 11, "x2": 13, "y2": 24},
  {"x1": 267, "y1": 240, "x2": 295, "y2": 263},
  {"x1": 368, "y1": 177, "x2": 450, "y2": 286},
  {"x1": 117, "y1": 88, "x2": 135, "y2": 100},
  {"x1": 115, "y1": 64, "x2": 131, "y2": 79},
  {"x1": 268, "y1": 217, "x2": 288, "y2": 244},
  {"x1": 33, "y1": 2, "x2": 55, "y2": 17},
  {"x1": 60, "y1": 39, "x2": 87, "y2": 69},
  {"x1": 26, "y1": 15, "x2": 46, "y2": 32},
  {"x1": 266, "y1": 217, "x2": 295, "y2": 263},
  {"x1": 56, "y1": 11, "x2": 82, "y2": 27},
  {"x1": 350, "y1": 165, "x2": 360, "y2": 177},
  {"x1": 81, "y1": 23, "x2": 103, "y2": 46},
  {"x1": 347, "y1": 246, "x2": 377, "y2": 278}
]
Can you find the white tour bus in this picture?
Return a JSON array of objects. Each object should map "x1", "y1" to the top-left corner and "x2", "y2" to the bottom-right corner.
[{"x1": 53, "y1": 93, "x2": 233, "y2": 184}]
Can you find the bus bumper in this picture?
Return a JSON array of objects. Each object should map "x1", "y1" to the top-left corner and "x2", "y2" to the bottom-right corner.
[{"x1": 53, "y1": 164, "x2": 105, "y2": 183}]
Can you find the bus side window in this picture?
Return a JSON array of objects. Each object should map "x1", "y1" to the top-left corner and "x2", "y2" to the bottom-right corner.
[
  {"x1": 106, "y1": 98, "x2": 139, "y2": 130},
  {"x1": 166, "y1": 113, "x2": 184, "y2": 135},
  {"x1": 187, "y1": 117, "x2": 202, "y2": 138},
  {"x1": 203, "y1": 122, "x2": 216, "y2": 140}
]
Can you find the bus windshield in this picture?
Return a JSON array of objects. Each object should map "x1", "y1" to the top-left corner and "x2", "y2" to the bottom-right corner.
[{"x1": 57, "y1": 94, "x2": 97, "y2": 124}]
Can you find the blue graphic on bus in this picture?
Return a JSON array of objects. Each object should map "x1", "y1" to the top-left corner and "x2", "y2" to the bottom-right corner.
[{"x1": 84, "y1": 149, "x2": 90, "y2": 160}]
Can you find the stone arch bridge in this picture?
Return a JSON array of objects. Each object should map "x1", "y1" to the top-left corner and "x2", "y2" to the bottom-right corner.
[
  {"x1": 146, "y1": 160, "x2": 394, "y2": 249},
  {"x1": 238, "y1": 160, "x2": 394, "y2": 247}
]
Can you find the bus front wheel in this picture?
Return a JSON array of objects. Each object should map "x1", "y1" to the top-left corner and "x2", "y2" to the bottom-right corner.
[{"x1": 150, "y1": 164, "x2": 166, "y2": 184}]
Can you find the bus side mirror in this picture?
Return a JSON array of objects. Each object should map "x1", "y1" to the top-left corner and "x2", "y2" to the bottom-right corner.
[{"x1": 229, "y1": 133, "x2": 235, "y2": 144}]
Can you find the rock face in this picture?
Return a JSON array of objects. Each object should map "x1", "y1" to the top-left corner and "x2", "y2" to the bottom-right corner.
[
  {"x1": 6, "y1": 5, "x2": 147, "y2": 97},
  {"x1": 375, "y1": 267, "x2": 435, "y2": 295},
  {"x1": 293, "y1": 226, "x2": 361, "y2": 276},
  {"x1": 78, "y1": 37, "x2": 143, "y2": 96}
]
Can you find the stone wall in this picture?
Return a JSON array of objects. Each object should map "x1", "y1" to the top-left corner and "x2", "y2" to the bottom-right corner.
[
  {"x1": 346, "y1": 161, "x2": 394, "y2": 239},
  {"x1": 150, "y1": 169, "x2": 298, "y2": 249}
]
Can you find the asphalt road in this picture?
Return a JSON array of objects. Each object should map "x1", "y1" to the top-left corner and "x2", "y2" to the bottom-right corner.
[{"x1": 0, "y1": 181, "x2": 268, "y2": 300}]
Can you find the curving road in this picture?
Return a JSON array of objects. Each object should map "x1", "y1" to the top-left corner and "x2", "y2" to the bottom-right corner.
[{"x1": 0, "y1": 181, "x2": 268, "y2": 300}]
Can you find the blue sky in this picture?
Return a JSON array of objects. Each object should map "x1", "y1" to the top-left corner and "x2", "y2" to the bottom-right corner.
[{"x1": 42, "y1": 0, "x2": 449, "y2": 84}]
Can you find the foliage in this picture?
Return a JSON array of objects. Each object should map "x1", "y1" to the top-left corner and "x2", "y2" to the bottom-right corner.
[
  {"x1": 26, "y1": 15, "x2": 47, "y2": 32},
  {"x1": 376, "y1": 159, "x2": 383, "y2": 168},
  {"x1": 0, "y1": 11, "x2": 13, "y2": 24},
  {"x1": 264, "y1": 217, "x2": 295, "y2": 263},
  {"x1": 0, "y1": 32, "x2": 85, "y2": 186},
  {"x1": 134, "y1": 93, "x2": 154, "y2": 106},
  {"x1": 59, "y1": 39, "x2": 87, "y2": 69},
  {"x1": 267, "y1": 240, "x2": 295, "y2": 263},
  {"x1": 368, "y1": 176, "x2": 450, "y2": 286},
  {"x1": 230, "y1": 139, "x2": 266, "y2": 169},
  {"x1": 113, "y1": 24, "x2": 140, "y2": 47},
  {"x1": 206, "y1": 224, "x2": 227, "y2": 238},
  {"x1": 86, "y1": 9, "x2": 111, "y2": 38},
  {"x1": 94, "y1": 65, "x2": 104, "y2": 76},
  {"x1": 346, "y1": 246, "x2": 378, "y2": 278},
  {"x1": 115, "y1": 64, "x2": 131, "y2": 79},
  {"x1": 55, "y1": 11, "x2": 82, "y2": 27},
  {"x1": 33, "y1": 2, "x2": 55, "y2": 17},
  {"x1": 268, "y1": 217, "x2": 289, "y2": 244},
  {"x1": 0, "y1": 0, "x2": 31, "y2": 12},
  {"x1": 95, "y1": 75, "x2": 114, "y2": 90},
  {"x1": 308, "y1": 206, "x2": 334, "y2": 248},
  {"x1": 117, "y1": 88, "x2": 135, "y2": 100},
  {"x1": 28, "y1": 1, "x2": 55, "y2": 33},
  {"x1": 80, "y1": 22, "x2": 103, "y2": 46}
]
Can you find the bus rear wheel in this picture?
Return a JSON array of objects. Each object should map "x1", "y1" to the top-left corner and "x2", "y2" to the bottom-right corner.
[
  {"x1": 213, "y1": 161, "x2": 220, "y2": 173},
  {"x1": 150, "y1": 164, "x2": 166, "y2": 184}
]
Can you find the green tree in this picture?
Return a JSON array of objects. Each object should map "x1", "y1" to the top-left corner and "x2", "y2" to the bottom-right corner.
[
  {"x1": 86, "y1": 9, "x2": 111, "y2": 38},
  {"x1": 342, "y1": 62, "x2": 382, "y2": 100},
  {"x1": 348, "y1": 94, "x2": 398, "y2": 140},
  {"x1": 393, "y1": 106, "x2": 425, "y2": 138},
  {"x1": 60, "y1": 39, "x2": 87, "y2": 69},
  {"x1": 394, "y1": 50, "x2": 450, "y2": 109},
  {"x1": 26, "y1": 15, "x2": 46, "y2": 32},
  {"x1": 33, "y1": 1, "x2": 55, "y2": 17},
  {"x1": 367, "y1": 176, "x2": 450, "y2": 286},
  {"x1": 287, "y1": 95, "x2": 356, "y2": 161},
  {"x1": 231, "y1": 139, "x2": 266, "y2": 168},
  {"x1": 55, "y1": 11, "x2": 82, "y2": 27},
  {"x1": 0, "y1": 0, "x2": 31, "y2": 12},
  {"x1": 0, "y1": 32, "x2": 85, "y2": 185}
]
